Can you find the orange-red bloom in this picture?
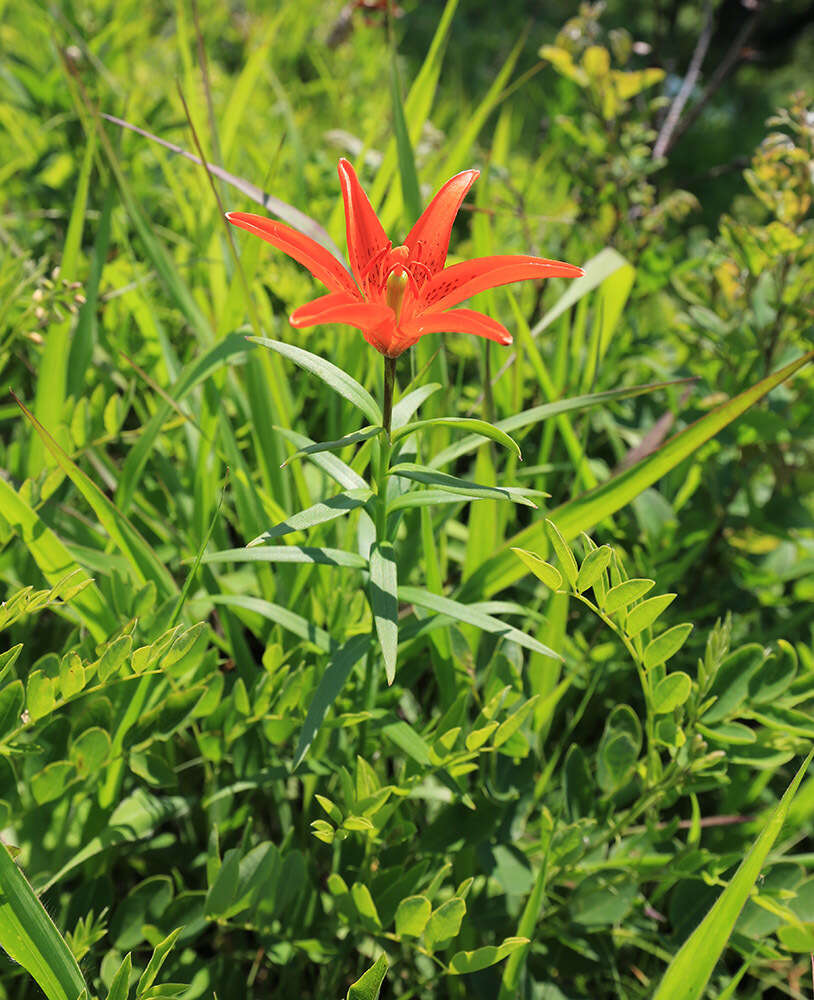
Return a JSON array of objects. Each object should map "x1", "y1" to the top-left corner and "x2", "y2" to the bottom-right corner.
[{"x1": 227, "y1": 159, "x2": 583, "y2": 358}]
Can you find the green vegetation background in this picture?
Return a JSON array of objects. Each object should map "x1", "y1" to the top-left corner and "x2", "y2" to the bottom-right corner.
[{"x1": 0, "y1": 1, "x2": 813, "y2": 998}]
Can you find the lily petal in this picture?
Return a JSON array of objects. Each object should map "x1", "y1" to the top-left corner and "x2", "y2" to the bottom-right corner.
[
  {"x1": 337, "y1": 158, "x2": 390, "y2": 286},
  {"x1": 290, "y1": 299, "x2": 394, "y2": 333},
  {"x1": 288, "y1": 291, "x2": 360, "y2": 326},
  {"x1": 404, "y1": 169, "x2": 479, "y2": 275},
  {"x1": 421, "y1": 255, "x2": 584, "y2": 312},
  {"x1": 227, "y1": 212, "x2": 358, "y2": 297},
  {"x1": 402, "y1": 308, "x2": 513, "y2": 346}
]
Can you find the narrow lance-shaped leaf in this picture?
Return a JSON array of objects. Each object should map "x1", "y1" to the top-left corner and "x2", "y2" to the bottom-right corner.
[
  {"x1": 202, "y1": 546, "x2": 366, "y2": 569},
  {"x1": 389, "y1": 464, "x2": 539, "y2": 507},
  {"x1": 392, "y1": 417, "x2": 522, "y2": 458},
  {"x1": 369, "y1": 542, "x2": 398, "y2": 685},
  {"x1": 247, "y1": 488, "x2": 372, "y2": 543},
  {"x1": 249, "y1": 337, "x2": 382, "y2": 426},
  {"x1": 400, "y1": 586, "x2": 561, "y2": 660},
  {"x1": 281, "y1": 426, "x2": 383, "y2": 467}
]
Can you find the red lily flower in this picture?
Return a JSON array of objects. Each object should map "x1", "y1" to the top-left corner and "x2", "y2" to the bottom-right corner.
[{"x1": 227, "y1": 158, "x2": 583, "y2": 358}]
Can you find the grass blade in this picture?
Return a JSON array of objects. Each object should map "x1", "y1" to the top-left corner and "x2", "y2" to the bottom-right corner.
[
  {"x1": 292, "y1": 634, "x2": 370, "y2": 770},
  {"x1": 0, "y1": 844, "x2": 87, "y2": 1000},
  {"x1": 653, "y1": 750, "x2": 813, "y2": 1000},
  {"x1": 466, "y1": 350, "x2": 814, "y2": 597},
  {"x1": 370, "y1": 542, "x2": 398, "y2": 685}
]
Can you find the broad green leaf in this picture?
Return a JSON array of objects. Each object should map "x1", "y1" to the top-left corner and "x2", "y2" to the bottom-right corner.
[
  {"x1": 346, "y1": 955, "x2": 388, "y2": 1000},
  {"x1": 702, "y1": 644, "x2": 766, "y2": 724},
  {"x1": 466, "y1": 350, "x2": 814, "y2": 597},
  {"x1": 448, "y1": 937, "x2": 529, "y2": 975},
  {"x1": 652, "y1": 751, "x2": 813, "y2": 1000},
  {"x1": 597, "y1": 732, "x2": 638, "y2": 791},
  {"x1": 389, "y1": 464, "x2": 538, "y2": 507},
  {"x1": 603, "y1": 578, "x2": 654, "y2": 614},
  {"x1": 696, "y1": 721, "x2": 757, "y2": 746},
  {"x1": 425, "y1": 897, "x2": 466, "y2": 950},
  {"x1": 369, "y1": 543, "x2": 398, "y2": 685},
  {"x1": 576, "y1": 545, "x2": 612, "y2": 593},
  {"x1": 391, "y1": 384, "x2": 442, "y2": 429},
  {"x1": 392, "y1": 418, "x2": 521, "y2": 458},
  {"x1": 544, "y1": 519, "x2": 578, "y2": 587},
  {"x1": 249, "y1": 337, "x2": 382, "y2": 425},
  {"x1": 281, "y1": 426, "x2": 383, "y2": 467},
  {"x1": 652, "y1": 673, "x2": 693, "y2": 714},
  {"x1": 395, "y1": 896, "x2": 432, "y2": 938},
  {"x1": 351, "y1": 883, "x2": 381, "y2": 929},
  {"x1": 0, "y1": 843, "x2": 87, "y2": 1000},
  {"x1": 202, "y1": 545, "x2": 366, "y2": 569},
  {"x1": 292, "y1": 635, "x2": 370, "y2": 769},
  {"x1": 400, "y1": 586, "x2": 560, "y2": 660},
  {"x1": 625, "y1": 594, "x2": 676, "y2": 637},
  {"x1": 32, "y1": 762, "x2": 74, "y2": 805},
  {"x1": 205, "y1": 849, "x2": 240, "y2": 918},
  {"x1": 247, "y1": 488, "x2": 372, "y2": 543},
  {"x1": 644, "y1": 624, "x2": 693, "y2": 670},
  {"x1": 511, "y1": 548, "x2": 562, "y2": 591}
]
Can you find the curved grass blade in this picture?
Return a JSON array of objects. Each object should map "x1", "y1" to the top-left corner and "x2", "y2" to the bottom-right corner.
[
  {"x1": 653, "y1": 750, "x2": 813, "y2": 1000},
  {"x1": 0, "y1": 844, "x2": 87, "y2": 1000},
  {"x1": 202, "y1": 545, "x2": 366, "y2": 569},
  {"x1": 249, "y1": 337, "x2": 382, "y2": 426},
  {"x1": 399, "y1": 586, "x2": 560, "y2": 660},
  {"x1": 392, "y1": 418, "x2": 521, "y2": 459},
  {"x1": 101, "y1": 112, "x2": 342, "y2": 257},
  {"x1": 466, "y1": 350, "x2": 814, "y2": 598},
  {"x1": 247, "y1": 488, "x2": 372, "y2": 543},
  {"x1": 430, "y1": 379, "x2": 691, "y2": 468},
  {"x1": 12, "y1": 392, "x2": 177, "y2": 599},
  {"x1": 292, "y1": 634, "x2": 370, "y2": 770}
]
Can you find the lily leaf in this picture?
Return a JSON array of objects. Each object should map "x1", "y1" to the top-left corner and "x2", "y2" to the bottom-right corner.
[
  {"x1": 392, "y1": 417, "x2": 521, "y2": 458},
  {"x1": 249, "y1": 337, "x2": 382, "y2": 426}
]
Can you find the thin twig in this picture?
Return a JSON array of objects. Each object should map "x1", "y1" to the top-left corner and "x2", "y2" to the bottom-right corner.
[
  {"x1": 664, "y1": 8, "x2": 762, "y2": 155},
  {"x1": 653, "y1": 2, "x2": 717, "y2": 160}
]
